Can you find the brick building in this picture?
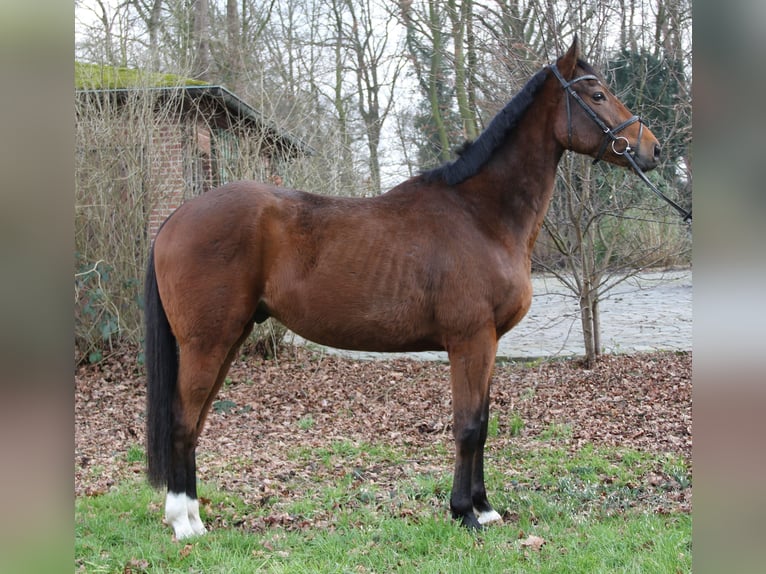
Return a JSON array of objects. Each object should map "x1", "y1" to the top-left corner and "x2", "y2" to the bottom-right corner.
[{"x1": 75, "y1": 64, "x2": 309, "y2": 238}]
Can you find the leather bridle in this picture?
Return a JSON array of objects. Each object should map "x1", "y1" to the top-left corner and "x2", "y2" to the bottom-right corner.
[
  {"x1": 549, "y1": 63, "x2": 642, "y2": 164},
  {"x1": 549, "y1": 62, "x2": 692, "y2": 223}
]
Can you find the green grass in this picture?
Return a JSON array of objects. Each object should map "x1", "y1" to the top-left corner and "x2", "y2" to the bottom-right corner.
[
  {"x1": 125, "y1": 444, "x2": 145, "y2": 465},
  {"x1": 76, "y1": 441, "x2": 691, "y2": 573},
  {"x1": 508, "y1": 411, "x2": 525, "y2": 436}
]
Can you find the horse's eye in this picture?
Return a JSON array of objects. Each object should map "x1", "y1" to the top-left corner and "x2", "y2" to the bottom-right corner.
[{"x1": 592, "y1": 92, "x2": 606, "y2": 102}]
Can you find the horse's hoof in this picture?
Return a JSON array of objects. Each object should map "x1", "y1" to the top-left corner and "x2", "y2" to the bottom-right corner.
[
  {"x1": 458, "y1": 513, "x2": 483, "y2": 531},
  {"x1": 172, "y1": 523, "x2": 198, "y2": 541},
  {"x1": 475, "y1": 508, "x2": 502, "y2": 525}
]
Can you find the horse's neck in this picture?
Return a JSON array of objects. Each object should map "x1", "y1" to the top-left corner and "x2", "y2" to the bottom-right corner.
[{"x1": 467, "y1": 118, "x2": 564, "y2": 256}]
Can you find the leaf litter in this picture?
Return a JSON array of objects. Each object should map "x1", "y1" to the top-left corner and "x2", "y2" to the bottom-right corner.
[{"x1": 75, "y1": 345, "x2": 691, "y2": 529}]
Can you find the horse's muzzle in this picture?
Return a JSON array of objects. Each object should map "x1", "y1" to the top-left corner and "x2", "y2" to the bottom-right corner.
[{"x1": 634, "y1": 143, "x2": 660, "y2": 171}]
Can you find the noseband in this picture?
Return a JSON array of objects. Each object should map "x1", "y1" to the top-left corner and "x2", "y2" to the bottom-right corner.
[
  {"x1": 549, "y1": 63, "x2": 692, "y2": 223},
  {"x1": 549, "y1": 63, "x2": 642, "y2": 164}
]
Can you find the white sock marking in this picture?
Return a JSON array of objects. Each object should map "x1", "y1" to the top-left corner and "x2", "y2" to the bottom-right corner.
[
  {"x1": 165, "y1": 492, "x2": 204, "y2": 540},
  {"x1": 186, "y1": 497, "x2": 207, "y2": 536},
  {"x1": 475, "y1": 508, "x2": 503, "y2": 525}
]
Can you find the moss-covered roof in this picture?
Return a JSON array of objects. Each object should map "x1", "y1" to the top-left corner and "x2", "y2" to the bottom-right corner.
[
  {"x1": 75, "y1": 62, "x2": 209, "y2": 90},
  {"x1": 75, "y1": 62, "x2": 314, "y2": 157}
]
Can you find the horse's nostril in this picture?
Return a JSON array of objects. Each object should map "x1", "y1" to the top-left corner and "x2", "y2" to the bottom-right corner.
[{"x1": 653, "y1": 144, "x2": 661, "y2": 161}]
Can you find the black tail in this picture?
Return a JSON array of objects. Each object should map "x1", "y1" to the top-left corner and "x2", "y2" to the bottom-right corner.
[{"x1": 144, "y1": 245, "x2": 178, "y2": 489}]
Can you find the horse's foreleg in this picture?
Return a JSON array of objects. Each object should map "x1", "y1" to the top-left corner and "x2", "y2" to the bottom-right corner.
[
  {"x1": 447, "y1": 331, "x2": 498, "y2": 529},
  {"x1": 471, "y1": 401, "x2": 502, "y2": 525}
]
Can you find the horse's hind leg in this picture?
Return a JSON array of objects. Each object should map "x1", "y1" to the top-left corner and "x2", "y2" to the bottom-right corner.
[
  {"x1": 166, "y1": 326, "x2": 253, "y2": 539},
  {"x1": 164, "y1": 347, "x2": 222, "y2": 539}
]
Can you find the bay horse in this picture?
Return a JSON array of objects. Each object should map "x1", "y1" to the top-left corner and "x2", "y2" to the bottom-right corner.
[{"x1": 144, "y1": 38, "x2": 660, "y2": 539}]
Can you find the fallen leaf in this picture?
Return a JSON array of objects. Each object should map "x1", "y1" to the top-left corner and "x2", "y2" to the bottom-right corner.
[
  {"x1": 519, "y1": 534, "x2": 546, "y2": 551},
  {"x1": 123, "y1": 558, "x2": 149, "y2": 573}
]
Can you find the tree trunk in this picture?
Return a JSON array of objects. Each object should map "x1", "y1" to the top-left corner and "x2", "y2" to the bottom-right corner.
[
  {"x1": 365, "y1": 120, "x2": 382, "y2": 194},
  {"x1": 449, "y1": 0, "x2": 478, "y2": 141},
  {"x1": 579, "y1": 160, "x2": 601, "y2": 366},
  {"x1": 330, "y1": 0, "x2": 355, "y2": 192},
  {"x1": 427, "y1": 0, "x2": 451, "y2": 162},
  {"x1": 148, "y1": 0, "x2": 163, "y2": 71},
  {"x1": 592, "y1": 296, "x2": 601, "y2": 359},
  {"x1": 580, "y1": 288, "x2": 595, "y2": 366},
  {"x1": 225, "y1": 0, "x2": 243, "y2": 91},
  {"x1": 94, "y1": 0, "x2": 115, "y2": 65},
  {"x1": 399, "y1": 0, "x2": 451, "y2": 165},
  {"x1": 191, "y1": 0, "x2": 211, "y2": 81}
]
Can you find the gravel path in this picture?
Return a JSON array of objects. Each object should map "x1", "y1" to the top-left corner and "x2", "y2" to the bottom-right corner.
[{"x1": 292, "y1": 269, "x2": 692, "y2": 361}]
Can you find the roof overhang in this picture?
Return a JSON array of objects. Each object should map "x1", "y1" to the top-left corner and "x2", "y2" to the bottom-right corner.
[{"x1": 76, "y1": 84, "x2": 314, "y2": 158}]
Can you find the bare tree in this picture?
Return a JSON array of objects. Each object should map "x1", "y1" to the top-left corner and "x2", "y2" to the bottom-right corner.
[
  {"x1": 448, "y1": 0, "x2": 479, "y2": 140},
  {"x1": 225, "y1": 0, "x2": 242, "y2": 81},
  {"x1": 76, "y1": 0, "x2": 142, "y2": 66},
  {"x1": 190, "y1": 0, "x2": 212, "y2": 80},
  {"x1": 341, "y1": 0, "x2": 402, "y2": 194},
  {"x1": 126, "y1": 0, "x2": 164, "y2": 69},
  {"x1": 525, "y1": 0, "x2": 692, "y2": 365},
  {"x1": 399, "y1": 0, "x2": 454, "y2": 165},
  {"x1": 446, "y1": 0, "x2": 692, "y2": 365}
]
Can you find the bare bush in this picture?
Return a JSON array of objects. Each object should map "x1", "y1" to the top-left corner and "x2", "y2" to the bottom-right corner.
[{"x1": 75, "y1": 86, "x2": 163, "y2": 361}]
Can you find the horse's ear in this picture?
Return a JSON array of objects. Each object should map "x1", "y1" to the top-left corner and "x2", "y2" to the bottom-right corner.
[{"x1": 557, "y1": 35, "x2": 580, "y2": 78}]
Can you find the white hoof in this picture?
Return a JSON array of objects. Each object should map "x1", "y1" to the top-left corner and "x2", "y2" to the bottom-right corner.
[
  {"x1": 187, "y1": 498, "x2": 207, "y2": 536},
  {"x1": 166, "y1": 492, "x2": 206, "y2": 539},
  {"x1": 172, "y1": 520, "x2": 197, "y2": 541},
  {"x1": 475, "y1": 508, "x2": 503, "y2": 525}
]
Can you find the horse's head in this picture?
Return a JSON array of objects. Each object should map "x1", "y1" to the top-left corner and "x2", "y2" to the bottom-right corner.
[{"x1": 550, "y1": 37, "x2": 661, "y2": 171}]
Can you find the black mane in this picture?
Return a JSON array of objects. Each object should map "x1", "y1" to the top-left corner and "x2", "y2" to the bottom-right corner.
[{"x1": 421, "y1": 66, "x2": 550, "y2": 186}]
